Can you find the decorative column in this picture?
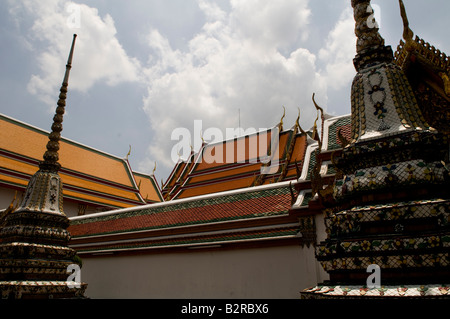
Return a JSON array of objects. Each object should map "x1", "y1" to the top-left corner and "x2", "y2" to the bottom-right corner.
[
  {"x1": 0, "y1": 34, "x2": 87, "y2": 299},
  {"x1": 303, "y1": 1, "x2": 450, "y2": 298}
]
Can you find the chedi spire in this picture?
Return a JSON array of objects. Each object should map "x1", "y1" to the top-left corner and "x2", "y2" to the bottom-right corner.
[
  {"x1": 351, "y1": 0, "x2": 393, "y2": 71},
  {"x1": 0, "y1": 34, "x2": 87, "y2": 299},
  {"x1": 40, "y1": 34, "x2": 77, "y2": 173},
  {"x1": 349, "y1": 0, "x2": 431, "y2": 143}
]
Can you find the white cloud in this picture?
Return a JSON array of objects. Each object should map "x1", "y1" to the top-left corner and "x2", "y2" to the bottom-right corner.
[
  {"x1": 318, "y1": 7, "x2": 356, "y2": 91},
  {"x1": 9, "y1": 0, "x2": 141, "y2": 110},
  {"x1": 8, "y1": 0, "x2": 358, "y2": 179},
  {"x1": 140, "y1": 0, "x2": 326, "y2": 174},
  {"x1": 229, "y1": 0, "x2": 311, "y2": 50}
]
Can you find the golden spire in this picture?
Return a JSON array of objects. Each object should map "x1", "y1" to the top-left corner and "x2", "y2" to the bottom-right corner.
[{"x1": 40, "y1": 34, "x2": 77, "y2": 172}]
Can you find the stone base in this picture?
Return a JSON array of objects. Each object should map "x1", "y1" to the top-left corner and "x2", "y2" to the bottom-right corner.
[
  {"x1": 301, "y1": 284, "x2": 450, "y2": 299},
  {"x1": 0, "y1": 281, "x2": 87, "y2": 299}
]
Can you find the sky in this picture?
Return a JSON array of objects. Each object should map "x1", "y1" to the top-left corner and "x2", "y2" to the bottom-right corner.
[{"x1": 1, "y1": 0, "x2": 449, "y2": 185}]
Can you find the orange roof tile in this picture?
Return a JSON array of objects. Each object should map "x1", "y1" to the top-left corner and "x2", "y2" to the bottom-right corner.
[
  {"x1": 162, "y1": 124, "x2": 310, "y2": 200},
  {"x1": 0, "y1": 113, "x2": 162, "y2": 209},
  {"x1": 133, "y1": 172, "x2": 163, "y2": 203}
]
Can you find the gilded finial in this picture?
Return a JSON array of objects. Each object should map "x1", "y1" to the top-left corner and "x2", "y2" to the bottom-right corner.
[
  {"x1": 311, "y1": 93, "x2": 324, "y2": 145},
  {"x1": 312, "y1": 93, "x2": 324, "y2": 115},
  {"x1": 399, "y1": 0, "x2": 414, "y2": 43},
  {"x1": 200, "y1": 130, "x2": 205, "y2": 144},
  {"x1": 126, "y1": 144, "x2": 131, "y2": 160},
  {"x1": 295, "y1": 108, "x2": 307, "y2": 135},
  {"x1": 40, "y1": 34, "x2": 77, "y2": 172},
  {"x1": 279, "y1": 106, "x2": 286, "y2": 131}
]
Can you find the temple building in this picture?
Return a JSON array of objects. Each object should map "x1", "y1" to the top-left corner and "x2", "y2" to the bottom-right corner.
[
  {"x1": 161, "y1": 106, "x2": 333, "y2": 200},
  {"x1": 0, "y1": 113, "x2": 163, "y2": 217},
  {"x1": 67, "y1": 108, "x2": 347, "y2": 298},
  {"x1": 302, "y1": 0, "x2": 450, "y2": 298},
  {"x1": 0, "y1": 0, "x2": 449, "y2": 299}
]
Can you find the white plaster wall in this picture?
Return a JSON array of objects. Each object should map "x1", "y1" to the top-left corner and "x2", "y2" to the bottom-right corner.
[{"x1": 79, "y1": 244, "x2": 323, "y2": 299}]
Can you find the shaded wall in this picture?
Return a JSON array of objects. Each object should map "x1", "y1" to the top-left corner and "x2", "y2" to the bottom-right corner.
[{"x1": 79, "y1": 244, "x2": 327, "y2": 299}]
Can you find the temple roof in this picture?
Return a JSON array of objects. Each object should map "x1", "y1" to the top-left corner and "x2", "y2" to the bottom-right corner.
[
  {"x1": 70, "y1": 182, "x2": 293, "y2": 236},
  {"x1": 68, "y1": 113, "x2": 352, "y2": 254},
  {"x1": 133, "y1": 171, "x2": 164, "y2": 204},
  {"x1": 162, "y1": 120, "x2": 314, "y2": 200},
  {"x1": 393, "y1": 31, "x2": 450, "y2": 134},
  {"x1": 0, "y1": 113, "x2": 163, "y2": 209},
  {"x1": 69, "y1": 181, "x2": 301, "y2": 253}
]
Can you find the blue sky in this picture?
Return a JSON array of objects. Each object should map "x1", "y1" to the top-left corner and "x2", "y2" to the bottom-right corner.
[{"x1": 1, "y1": 0, "x2": 449, "y2": 184}]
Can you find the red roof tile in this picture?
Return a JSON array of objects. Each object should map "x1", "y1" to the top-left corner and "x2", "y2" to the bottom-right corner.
[{"x1": 69, "y1": 184, "x2": 293, "y2": 238}]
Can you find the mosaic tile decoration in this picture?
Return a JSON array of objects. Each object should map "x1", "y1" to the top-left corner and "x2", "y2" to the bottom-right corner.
[
  {"x1": 327, "y1": 116, "x2": 352, "y2": 151},
  {"x1": 0, "y1": 281, "x2": 86, "y2": 299},
  {"x1": 350, "y1": 62, "x2": 431, "y2": 143},
  {"x1": 323, "y1": 199, "x2": 450, "y2": 238},
  {"x1": 302, "y1": 284, "x2": 450, "y2": 298},
  {"x1": 334, "y1": 159, "x2": 447, "y2": 199},
  {"x1": 69, "y1": 184, "x2": 293, "y2": 238}
]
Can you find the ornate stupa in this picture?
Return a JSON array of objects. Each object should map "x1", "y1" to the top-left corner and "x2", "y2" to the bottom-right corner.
[
  {"x1": 302, "y1": 0, "x2": 450, "y2": 298},
  {"x1": 0, "y1": 34, "x2": 87, "y2": 299}
]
